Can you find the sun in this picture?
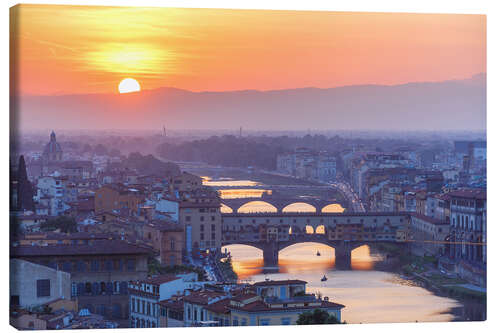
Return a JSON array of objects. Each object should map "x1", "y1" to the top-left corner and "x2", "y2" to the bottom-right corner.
[{"x1": 118, "y1": 78, "x2": 141, "y2": 94}]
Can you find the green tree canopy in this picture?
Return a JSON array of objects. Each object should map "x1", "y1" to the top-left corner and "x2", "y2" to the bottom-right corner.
[
  {"x1": 40, "y1": 216, "x2": 77, "y2": 233},
  {"x1": 296, "y1": 309, "x2": 343, "y2": 325}
]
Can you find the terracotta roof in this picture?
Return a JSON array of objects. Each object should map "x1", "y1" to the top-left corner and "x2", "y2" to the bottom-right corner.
[
  {"x1": 229, "y1": 299, "x2": 345, "y2": 313},
  {"x1": 180, "y1": 202, "x2": 220, "y2": 209},
  {"x1": 410, "y1": 213, "x2": 448, "y2": 225},
  {"x1": 448, "y1": 189, "x2": 486, "y2": 200},
  {"x1": 183, "y1": 290, "x2": 227, "y2": 305},
  {"x1": 144, "y1": 221, "x2": 183, "y2": 232},
  {"x1": 137, "y1": 274, "x2": 181, "y2": 286},
  {"x1": 204, "y1": 298, "x2": 231, "y2": 314},
  {"x1": 230, "y1": 292, "x2": 259, "y2": 302},
  {"x1": 22, "y1": 232, "x2": 115, "y2": 240},
  {"x1": 10, "y1": 240, "x2": 151, "y2": 257},
  {"x1": 253, "y1": 279, "x2": 307, "y2": 287},
  {"x1": 159, "y1": 298, "x2": 184, "y2": 311}
]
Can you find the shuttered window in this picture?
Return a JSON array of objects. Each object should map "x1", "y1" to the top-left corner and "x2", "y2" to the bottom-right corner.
[{"x1": 36, "y1": 279, "x2": 50, "y2": 297}]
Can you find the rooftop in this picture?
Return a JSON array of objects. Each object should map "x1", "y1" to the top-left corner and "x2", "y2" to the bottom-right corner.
[
  {"x1": 410, "y1": 213, "x2": 448, "y2": 225},
  {"x1": 11, "y1": 240, "x2": 151, "y2": 257},
  {"x1": 448, "y1": 189, "x2": 486, "y2": 200},
  {"x1": 253, "y1": 279, "x2": 307, "y2": 287},
  {"x1": 183, "y1": 290, "x2": 227, "y2": 305}
]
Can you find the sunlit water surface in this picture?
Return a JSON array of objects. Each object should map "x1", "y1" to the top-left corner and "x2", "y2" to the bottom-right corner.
[{"x1": 222, "y1": 243, "x2": 461, "y2": 324}]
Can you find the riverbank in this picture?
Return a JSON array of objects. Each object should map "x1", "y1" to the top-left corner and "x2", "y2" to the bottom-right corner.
[{"x1": 371, "y1": 243, "x2": 486, "y2": 320}]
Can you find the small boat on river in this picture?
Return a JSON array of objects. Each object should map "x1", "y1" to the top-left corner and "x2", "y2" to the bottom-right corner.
[
  {"x1": 316, "y1": 251, "x2": 321, "y2": 256},
  {"x1": 321, "y1": 275, "x2": 328, "y2": 282}
]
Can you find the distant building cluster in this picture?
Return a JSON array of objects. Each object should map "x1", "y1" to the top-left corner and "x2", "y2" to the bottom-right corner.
[
  {"x1": 277, "y1": 148, "x2": 337, "y2": 182},
  {"x1": 9, "y1": 131, "x2": 486, "y2": 329},
  {"x1": 10, "y1": 132, "x2": 349, "y2": 329},
  {"x1": 339, "y1": 143, "x2": 486, "y2": 285}
]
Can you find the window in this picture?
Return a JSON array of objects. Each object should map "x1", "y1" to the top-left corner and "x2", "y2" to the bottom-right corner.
[
  {"x1": 185, "y1": 216, "x2": 191, "y2": 222},
  {"x1": 200, "y1": 225, "x2": 204, "y2": 232},
  {"x1": 10, "y1": 295, "x2": 19, "y2": 306},
  {"x1": 170, "y1": 239, "x2": 175, "y2": 250},
  {"x1": 37, "y1": 279, "x2": 50, "y2": 297},
  {"x1": 211, "y1": 216, "x2": 215, "y2": 221},
  {"x1": 113, "y1": 259, "x2": 122, "y2": 271},
  {"x1": 126, "y1": 259, "x2": 136, "y2": 271},
  {"x1": 200, "y1": 216, "x2": 205, "y2": 222},
  {"x1": 211, "y1": 224, "x2": 215, "y2": 231},
  {"x1": 260, "y1": 319, "x2": 270, "y2": 326},
  {"x1": 77, "y1": 260, "x2": 86, "y2": 272},
  {"x1": 211, "y1": 233, "x2": 216, "y2": 240},
  {"x1": 91, "y1": 260, "x2": 99, "y2": 271},
  {"x1": 281, "y1": 318, "x2": 291, "y2": 325}
]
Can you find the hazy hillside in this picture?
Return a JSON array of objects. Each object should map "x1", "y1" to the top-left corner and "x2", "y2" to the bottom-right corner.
[{"x1": 13, "y1": 73, "x2": 486, "y2": 132}]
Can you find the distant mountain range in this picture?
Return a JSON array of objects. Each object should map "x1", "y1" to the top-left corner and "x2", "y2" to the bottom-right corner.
[{"x1": 13, "y1": 73, "x2": 486, "y2": 132}]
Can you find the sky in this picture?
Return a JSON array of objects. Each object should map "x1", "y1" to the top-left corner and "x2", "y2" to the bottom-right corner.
[{"x1": 10, "y1": 5, "x2": 486, "y2": 96}]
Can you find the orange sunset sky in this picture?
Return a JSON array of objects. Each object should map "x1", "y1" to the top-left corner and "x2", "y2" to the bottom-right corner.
[{"x1": 10, "y1": 4, "x2": 486, "y2": 96}]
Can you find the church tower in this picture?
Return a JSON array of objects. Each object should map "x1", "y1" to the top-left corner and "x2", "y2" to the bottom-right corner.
[{"x1": 42, "y1": 131, "x2": 63, "y2": 162}]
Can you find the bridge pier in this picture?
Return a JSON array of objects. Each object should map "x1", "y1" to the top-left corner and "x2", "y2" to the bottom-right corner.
[
  {"x1": 262, "y1": 242, "x2": 279, "y2": 268},
  {"x1": 335, "y1": 241, "x2": 352, "y2": 270}
]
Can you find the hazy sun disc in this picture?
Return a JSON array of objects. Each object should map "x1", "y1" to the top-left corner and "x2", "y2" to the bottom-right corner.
[{"x1": 118, "y1": 78, "x2": 141, "y2": 93}]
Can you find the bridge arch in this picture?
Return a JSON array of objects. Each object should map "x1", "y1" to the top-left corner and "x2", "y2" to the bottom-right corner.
[
  {"x1": 305, "y1": 225, "x2": 315, "y2": 234},
  {"x1": 321, "y1": 203, "x2": 345, "y2": 213},
  {"x1": 237, "y1": 201, "x2": 278, "y2": 213},
  {"x1": 220, "y1": 203, "x2": 233, "y2": 213},
  {"x1": 279, "y1": 241, "x2": 336, "y2": 255},
  {"x1": 282, "y1": 202, "x2": 317, "y2": 213},
  {"x1": 315, "y1": 225, "x2": 326, "y2": 234}
]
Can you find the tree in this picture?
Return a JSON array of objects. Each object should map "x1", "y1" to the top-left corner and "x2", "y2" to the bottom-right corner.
[
  {"x1": 40, "y1": 216, "x2": 77, "y2": 233},
  {"x1": 16, "y1": 155, "x2": 35, "y2": 211},
  {"x1": 296, "y1": 309, "x2": 343, "y2": 325}
]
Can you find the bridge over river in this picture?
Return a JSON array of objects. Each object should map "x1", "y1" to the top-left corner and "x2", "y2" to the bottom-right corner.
[
  {"x1": 220, "y1": 197, "x2": 348, "y2": 214},
  {"x1": 221, "y1": 211, "x2": 411, "y2": 269}
]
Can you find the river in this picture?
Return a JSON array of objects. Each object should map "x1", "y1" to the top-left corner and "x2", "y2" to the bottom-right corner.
[{"x1": 203, "y1": 176, "x2": 482, "y2": 323}]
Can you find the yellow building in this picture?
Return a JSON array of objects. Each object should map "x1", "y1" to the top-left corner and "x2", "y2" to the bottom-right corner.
[{"x1": 94, "y1": 183, "x2": 144, "y2": 215}]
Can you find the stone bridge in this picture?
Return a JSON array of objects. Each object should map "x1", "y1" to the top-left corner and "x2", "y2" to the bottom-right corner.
[
  {"x1": 220, "y1": 197, "x2": 348, "y2": 214},
  {"x1": 222, "y1": 235, "x2": 374, "y2": 270},
  {"x1": 221, "y1": 212, "x2": 411, "y2": 269}
]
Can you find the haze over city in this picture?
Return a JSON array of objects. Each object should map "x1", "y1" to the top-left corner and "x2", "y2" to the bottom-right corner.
[{"x1": 10, "y1": 5, "x2": 486, "y2": 132}]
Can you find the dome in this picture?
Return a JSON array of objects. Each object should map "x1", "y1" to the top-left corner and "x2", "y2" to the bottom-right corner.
[{"x1": 42, "y1": 131, "x2": 63, "y2": 161}]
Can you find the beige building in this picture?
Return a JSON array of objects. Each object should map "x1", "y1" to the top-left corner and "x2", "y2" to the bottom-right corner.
[
  {"x1": 143, "y1": 221, "x2": 185, "y2": 265},
  {"x1": 169, "y1": 172, "x2": 203, "y2": 193},
  {"x1": 409, "y1": 213, "x2": 450, "y2": 256},
  {"x1": 10, "y1": 310, "x2": 48, "y2": 330},
  {"x1": 185, "y1": 280, "x2": 344, "y2": 327},
  {"x1": 94, "y1": 183, "x2": 144, "y2": 215},
  {"x1": 11, "y1": 240, "x2": 150, "y2": 327},
  {"x1": 10, "y1": 259, "x2": 71, "y2": 309},
  {"x1": 179, "y1": 189, "x2": 222, "y2": 255}
]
